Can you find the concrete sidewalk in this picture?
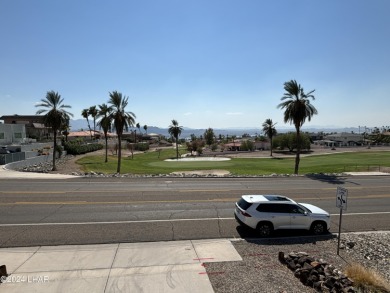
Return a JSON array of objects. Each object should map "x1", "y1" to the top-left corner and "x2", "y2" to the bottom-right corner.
[
  {"x1": 343, "y1": 171, "x2": 390, "y2": 176},
  {"x1": 0, "y1": 167, "x2": 77, "y2": 179},
  {"x1": 0, "y1": 239, "x2": 242, "y2": 293}
]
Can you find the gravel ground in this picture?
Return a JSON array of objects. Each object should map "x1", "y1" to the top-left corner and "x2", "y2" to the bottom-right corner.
[{"x1": 205, "y1": 231, "x2": 390, "y2": 293}]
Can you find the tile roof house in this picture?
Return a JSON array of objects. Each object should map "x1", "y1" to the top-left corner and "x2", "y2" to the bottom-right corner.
[{"x1": 67, "y1": 130, "x2": 117, "y2": 140}]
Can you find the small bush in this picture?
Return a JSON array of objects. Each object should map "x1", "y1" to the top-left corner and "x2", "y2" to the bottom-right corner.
[
  {"x1": 135, "y1": 142, "x2": 149, "y2": 151},
  {"x1": 55, "y1": 145, "x2": 63, "y2": 157},
  {"x1": 345, "y1": 263, "x2": 390, "y2": 292}
]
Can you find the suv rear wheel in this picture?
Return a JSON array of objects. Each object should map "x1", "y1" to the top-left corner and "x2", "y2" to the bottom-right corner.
[
  {"x1": 310, "y1": 221, "x2": 326, "y2": 235},
  {"x1": 256, "y1": 222, "x2": 273, "y2": 237}
]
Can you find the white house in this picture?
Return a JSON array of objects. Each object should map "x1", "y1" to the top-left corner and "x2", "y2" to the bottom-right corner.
[
  {"x1": 321, "y1": 133, "x2": 364, "y2": 147},
  {"x1": 0, "y1": 124, "x2": 27, "y2": 145}
]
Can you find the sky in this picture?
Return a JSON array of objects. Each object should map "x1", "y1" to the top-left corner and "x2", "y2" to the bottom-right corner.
[{"x1": 1, "y1": 0, "x2": 389, "y2": 130}]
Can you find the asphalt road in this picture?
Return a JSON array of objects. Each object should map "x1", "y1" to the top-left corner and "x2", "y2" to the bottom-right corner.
[{"x1": 0, "y1": 175, "x2": 389, "y2": 247}]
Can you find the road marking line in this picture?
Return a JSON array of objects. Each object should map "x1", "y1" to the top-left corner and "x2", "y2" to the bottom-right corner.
[
  {"x1": 0, "y1": 212, "x2": 389, "y2": 227},
  {"x1": 14, "y1": 201, "x2": 88, "y2": 205},
  {"x1": 2, "y1": 186, "x2": 390, "y2": 194},
  {"x1": 0, "y1": 217, "x2": 234, "y2": 226},
  {"x1": 0, "y1": 192, "x2": 68, "y2": 194},
  {"x1": 1, "y1": 194, "x2": 389, "y2": 206},
  {"x1": 330, "y1": 212, "x2": 390, "y2": 216},
  {"x1": 4, "y1": 198, "x2": 236, "y2": 205}
]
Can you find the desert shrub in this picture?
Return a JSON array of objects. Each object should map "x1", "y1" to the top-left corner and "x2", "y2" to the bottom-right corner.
[
  {"x1": 135, "y1": 142, "x2": 149, "y2": 151},
  {"x1": 63, "y1": 141, "x2": 103, "y2": 155},
  {"x1": 55, "y1": 145, "x2": 63, "y2": 157},
  {"x1": 186, "y1": 140, "x2": 204, "y2": 155},
  {"x1": 345, "y1": 263, "x2": 390, "y2": 292},
  {"x1": 240, "y1": 140, "x2": 254, "y2": 151},
  {"x1": 273, "y1": 133, "x2": 311, "y2": 151}
]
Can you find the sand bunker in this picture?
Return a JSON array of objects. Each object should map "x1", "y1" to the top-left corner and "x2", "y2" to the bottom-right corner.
[{"x1": 165, "y1": 157, "x2": 231, "y2": 162}]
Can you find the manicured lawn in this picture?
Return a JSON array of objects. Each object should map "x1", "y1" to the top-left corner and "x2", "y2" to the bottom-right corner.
[{"x1": 76, "y1": 148, "x2": 390, "y2": 175}]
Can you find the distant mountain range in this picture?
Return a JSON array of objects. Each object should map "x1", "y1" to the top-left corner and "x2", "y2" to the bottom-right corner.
[{"x1": 70, "y1": 119, "x2": 362, "y2": 138}]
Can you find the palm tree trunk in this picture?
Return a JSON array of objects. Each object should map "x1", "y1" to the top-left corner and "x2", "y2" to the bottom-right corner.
[
  {"x1": 270, "y1": 135, "x2": 273, "y2": 157},
  {"x1": 295, "y1": 127, "x2": 301, "y2": 174},
  {"x1": 117, "y1": 136, "x2": 122, "y2": 173},
  {"x1": 176, "y1": 136, "x2": 179, "y2": 159},
  {"x1": 52, "y1": 130, "x2": 57, "y2": 171},
  {"x1": 86, "y1": 119, "x2": 92, "y2": 141},
  {"x1": 105, "y1": 135, "x2": 108, "y2": 163}
]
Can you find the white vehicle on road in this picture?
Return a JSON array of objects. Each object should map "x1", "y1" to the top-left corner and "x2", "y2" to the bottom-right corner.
[{"x1": 234, "y1": 194, "x2": 330, "y2": 237}]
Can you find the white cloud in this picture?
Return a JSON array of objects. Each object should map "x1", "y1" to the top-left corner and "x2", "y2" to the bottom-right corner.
[
  {"x1": 183, "y1": 112, "x2": 192, "y2": 116},
  {"x1": 225, "y1": 112, "x2": 243, "y2": 116}
]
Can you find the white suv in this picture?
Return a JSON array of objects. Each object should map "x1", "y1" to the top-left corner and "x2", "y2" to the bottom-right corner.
[{"x1": 234, "y1": 195, "x2": 330, "y2": 237}]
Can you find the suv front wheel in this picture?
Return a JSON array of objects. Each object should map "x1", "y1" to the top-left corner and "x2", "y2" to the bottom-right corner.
[
  {"x1": 310, "y1": 221, "x2": 326, "y2": 235},
  {"x1": 256, "y1": 222, "x2": 273, "y2": 237}
]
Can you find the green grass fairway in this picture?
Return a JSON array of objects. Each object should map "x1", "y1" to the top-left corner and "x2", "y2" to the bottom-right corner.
[
  {"x1": 149, "y1": 160, "x2": 235, "y2": 169},
  {"x1": 76, "y1": 149, "x2": 390, "y2": 175}
]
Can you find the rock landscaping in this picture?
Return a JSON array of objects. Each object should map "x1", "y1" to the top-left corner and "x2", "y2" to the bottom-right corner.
[{"x1": 279, "y1": 251, "x2": 356, "y2": 292}]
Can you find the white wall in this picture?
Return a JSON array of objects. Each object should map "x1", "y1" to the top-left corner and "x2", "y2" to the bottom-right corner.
[{"x1": 0, "y1": 124, "x2": 26, "y2": 144}]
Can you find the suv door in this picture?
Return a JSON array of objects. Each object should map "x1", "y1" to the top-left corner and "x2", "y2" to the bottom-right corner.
[
  {"x1": 287, "y1": 204, "x2": 311, "y2": 229},
  {"x1": 256, "y1": 203, "x2": 291, "y2": 229}
]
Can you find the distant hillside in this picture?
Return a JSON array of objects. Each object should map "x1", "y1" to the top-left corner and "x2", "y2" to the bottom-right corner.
[
  {"x1": 70, "y1": 119, "x2": 90, "y2": 131},
  {"x1": 69, "y1": 119, "x2": 360, "y2": 138}
]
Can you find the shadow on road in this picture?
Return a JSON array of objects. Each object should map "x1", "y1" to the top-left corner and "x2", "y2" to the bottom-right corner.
[
  {"x1": 305, "y1": 174, "x2": 347, "y2": 185},
  {"x1": 305, "y1": 174, "x2": 362, "y2": 186}
]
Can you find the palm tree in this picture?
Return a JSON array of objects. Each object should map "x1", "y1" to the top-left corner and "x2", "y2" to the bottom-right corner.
[
  {"x1": 136, "y1": 123, "x2": 141, "y2": 134},
  {"x1": 143, "y1": 124, "x2": 148, "y2": 134},
  {"x1": 168, "y1": 119, "x2": 183, "y2": 159},
  {"x1": 277, "y1": 80, "x2": 318, "y2": 174},
  {"x1": 108, "y1": 91, "x2": 136, "y2": 173},
  {"x1": 60, "y1": 118, "x2": 70, "y2": 142},
  {"x1": 81, "y1": 108, "x2": 92, "y2": 140},
  {"x1": 89, "y1": 106, "x2": 98, "y2": 138},
  {"x1": 35, "y1": 91, "x2": 73, "y2": 171},
  {"x1": 262, "y1": 118, "x2": 277, "y2": 156},
  {"x1": 97, "y1": 103, "x2": 113, "y2": 163},
  {"x1": 135, "y1": 122, "x2": 141, "y2": 143}
]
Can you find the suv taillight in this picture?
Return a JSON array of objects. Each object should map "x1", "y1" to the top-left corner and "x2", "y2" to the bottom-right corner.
[{"x1": 241, "y1": 210, "x2": 252, "y2": 217}]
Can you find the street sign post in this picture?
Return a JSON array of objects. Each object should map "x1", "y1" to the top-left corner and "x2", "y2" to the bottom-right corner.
[
  {"x1": 336, "y1": 186, "x2": 348, "y2": 210},
  {"x1": 336, "y1": 186, "x2": 348, "y2": 255}
]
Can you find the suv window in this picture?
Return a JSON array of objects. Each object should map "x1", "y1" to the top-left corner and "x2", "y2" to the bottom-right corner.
[
  {"x1": 256, "y1": 203, "x2": 291, "y2": 213},
  {"x1": 263, "y1": 195, "x2": 292, "y2": 202},
  {"x1": 237, "y1": 198, "x2": 252, "y2": 210},
  {"x1": 284, "y1": 204, "x2": 306, "y2": 214}
]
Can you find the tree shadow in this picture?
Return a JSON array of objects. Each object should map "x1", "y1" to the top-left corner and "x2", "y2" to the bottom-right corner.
[
  {"x1": 305, "y1": 174, "x2": 361, "y2": 186},
  {"x1": 305, "y1": 174, "x2": 347, "y2": 185},
  {"x1": 236, "y1": 225, "x2": 336, "y2": 245}
]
